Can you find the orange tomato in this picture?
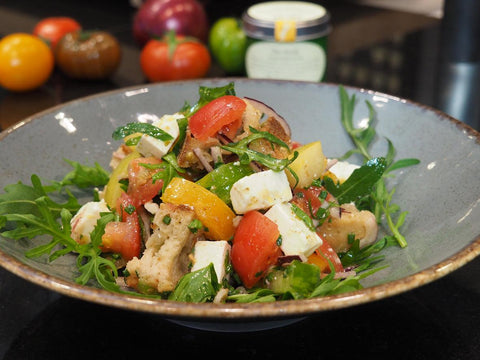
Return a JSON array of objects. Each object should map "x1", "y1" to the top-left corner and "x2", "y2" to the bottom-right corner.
[
  {"x1": 0, "y1": 33, "x2": 54, "y2": 92},
  {"x1": 161, "y1": 177, "x2": 236, "y2": 241}
]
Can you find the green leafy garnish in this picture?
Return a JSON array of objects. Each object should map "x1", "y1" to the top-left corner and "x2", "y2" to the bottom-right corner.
[
  {"x1": 220, "y1": 127, "x2": 298, "y2": 171},
  {"x1": 48, "y1": 159, "x2": 110, "y2": 191},
  {"x1": 142, "y1": 152, "x2": 184, "y2": 192},
  {"x1": 323, "y1": 157, "x2": 387, "y2": 204},
  {"x1": 291, "y1": 203, "x2": 316, "y2": 232},
  {"x1": 112, "y1": 122, "x2": 174, "y2": 142},
  {"x1": 168, "y1": 263, "x2": 219, "y2": 302},
  {"x1": 338, "y1": 86, "x2": 419, "y2": 247},
  {"x1": 181, "y1": 82, "x2": 236, "y2": 117}
]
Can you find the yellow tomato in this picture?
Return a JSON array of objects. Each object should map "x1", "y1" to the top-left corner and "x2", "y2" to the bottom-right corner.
[
  {"x1": 0, "y1": 33, "x2": 54, "y2": 92},
  {"x1": 104, "y1": 151, "x2": 141, "y2": 209},
  {"x1": 286, "y1": 141, "x2": 327, "y2": 188},
  {"x1": 162, "y1": 177, "x2": 236, "y2": 241}
]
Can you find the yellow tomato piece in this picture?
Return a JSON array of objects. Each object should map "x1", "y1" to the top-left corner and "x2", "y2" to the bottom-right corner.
[
  {"x1": 104, "y1": 151, "x2": 141, "y2": 208},
  {"x1": 286, "y1": 141, "x2": 327, "y2": 188},
  {"x1": 161, "y1": 177, "x2": 236, "y2": 241}
]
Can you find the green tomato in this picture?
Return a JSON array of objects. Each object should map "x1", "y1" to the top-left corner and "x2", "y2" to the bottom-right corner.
[{"x1": 209, "y1": 17, "x2": 247, "y2": 75}]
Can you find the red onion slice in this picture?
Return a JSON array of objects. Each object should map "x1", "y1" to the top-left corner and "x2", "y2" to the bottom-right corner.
[
  {"x1": 193, "y1": 147, "x2": 214, "y2": 172},
  {"x1": 243, "y1": 97, "x2": 291, "y2": 137}
]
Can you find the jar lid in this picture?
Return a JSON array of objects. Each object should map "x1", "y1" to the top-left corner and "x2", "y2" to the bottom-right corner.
[{"x1": 242, "y1": 1, "x2": 331, "y2": 42}]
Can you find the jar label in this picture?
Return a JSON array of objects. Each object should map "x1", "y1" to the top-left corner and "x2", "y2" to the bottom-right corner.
[
  {"x1": 245, "y1": 41, "x2": 326, "y2": 82},
  {"x1": 274, "y1": 20, "x2": 297, "y2": 42}
]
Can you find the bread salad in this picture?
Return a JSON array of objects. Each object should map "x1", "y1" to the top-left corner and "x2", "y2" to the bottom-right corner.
[{"x1": 0, "y1": 83, "x2": 419, "y2": 302}]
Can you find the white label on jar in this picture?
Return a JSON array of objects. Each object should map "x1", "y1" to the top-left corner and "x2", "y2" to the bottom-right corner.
[{"x1": 245, "y1": 41, "x2": 326, "y2": 82}]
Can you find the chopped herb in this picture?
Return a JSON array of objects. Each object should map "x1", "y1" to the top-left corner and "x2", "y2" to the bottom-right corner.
[
  {"x1": 124, "y1": 204, "x2": 136, "y2": 215},
  {"x1": 188, "y1": 219, "x2": 203, "y2": 233},
  {"x1": 276, "y1": 235, "x2": 283, "y2": 246},
  {"x1": 162, "y1": 215, "x2": 171, "y2": 225}
]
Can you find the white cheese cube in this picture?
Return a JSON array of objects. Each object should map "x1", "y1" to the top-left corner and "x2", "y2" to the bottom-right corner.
[
  {"x1": 230, "y1": 170, "x2": 292, "y2": 214},
  {"x1": 70, "y1": 200, "x2": 110, "y2": 244},
  {"x1": 328, "y1": 160, "x2": 360, "y2": 183},
  {"x1": 136, "y1": 113, "x2": 182, "y2": 159},
  {"x1": 191, "y1": 240, "x2": 231, "y2": 283},
  {"x1": 265, "y1": 202, "x2": 322, "y2": 258}
]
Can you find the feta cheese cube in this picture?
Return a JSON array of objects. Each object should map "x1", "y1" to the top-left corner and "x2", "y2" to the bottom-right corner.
[
  {"x1": 328, "y1": 160, "x2": 360, "y2": 183},
  {"x1": 265, "y1": 202, "x2": 322, "y2": 258},
  {"x1": 70, "y1": 200, "x2": 110, "y2": 244},
  {"x1": 191, "y1": 240, "x2": 231, "y2": 283},
  {"x1": 136, "y1": 113, "x2": 182, "y2": 159},
  {"x1": 230, "y1": 170, "x2": 292, "y2": 214}
]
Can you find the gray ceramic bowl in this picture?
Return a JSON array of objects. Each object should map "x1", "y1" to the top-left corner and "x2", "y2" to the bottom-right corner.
[{"x1": 1, "y1": 79, "x2": 479, "y2": 331}]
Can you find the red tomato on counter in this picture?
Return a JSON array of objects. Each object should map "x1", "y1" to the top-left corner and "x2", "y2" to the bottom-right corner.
[
  {"x1": 33, "y1": 17, "x2": 81, "y2": 49},
  {"x1": 140, "y1": 34, "x2": 211, "y2": 82},
  {"x1": 231, "y1": 211, "x2": 282, "y2": 288}
]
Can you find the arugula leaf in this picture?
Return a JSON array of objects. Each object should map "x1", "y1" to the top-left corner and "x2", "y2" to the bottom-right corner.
[
  {"x1": 291, "y1": 203, "x2": 316, "y2": 232},
  {"x1": 338, "y1": 86, "x2": 419, "y2": 247},
  {"x1": 221, "y1": 127, "x2": 298, "y2": 171},
  {"x1": 339, "y1": 235, "x2": 397, "y2": 270},
  {"x1": 143, "y1": 153, "x2": 184, "y2": 192},
  {"x1": 171, "y1": 117, "x2": 188, "y2": 155},
  {"x1": 181, "y1": 82, "x2": 236, "y2": 117},
  {"x1": 0, "y1": 175, "x2": 81, "y2": 221},
  {"x1": 323, "y1": 157, "x2": 387, "y2": 204},
  {"x1": 168, "y1": 263, "x2": 220, "y2": 302},
  {"x1": 112, "y1": 122, "x2": 173, "y2": 142},
  {"x1": 47, "y1": 159, "x2": 110, "y2": 191}
]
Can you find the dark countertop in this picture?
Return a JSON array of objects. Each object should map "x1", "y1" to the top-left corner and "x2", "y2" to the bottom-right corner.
[{"x1": 1, "y1": 1, "x2": 479, "y2": 359}]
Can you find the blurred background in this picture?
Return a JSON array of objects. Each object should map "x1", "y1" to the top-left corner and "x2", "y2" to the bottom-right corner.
[{"x1": 0, "y1": 0, "x2": 478, "y2": 132}]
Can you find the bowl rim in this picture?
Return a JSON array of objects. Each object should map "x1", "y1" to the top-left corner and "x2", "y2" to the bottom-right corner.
[{"x1": 1, "y1": 78, "x2": 480, "y2": 320}]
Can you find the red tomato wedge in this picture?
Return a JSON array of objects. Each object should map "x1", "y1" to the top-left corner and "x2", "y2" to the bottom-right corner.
[
  {"x1": 127, "y1": 157, "x2": 163, "y2": 208},
  {"x1": 231, "y1": 211, "x2": 282, "y2": 288},
  {"x1": 189, "y1": 95, "x2": 246, "y2": 141},
  {"x1": 291, "y1": 185, "x2": 334, "y2": 217},
  {"x1": 101, "y1": 193, "x2": 141, "y2": 261}
]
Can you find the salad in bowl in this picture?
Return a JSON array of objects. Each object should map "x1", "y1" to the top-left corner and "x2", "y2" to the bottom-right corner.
[{"x1": 0, "y1": 82, "x2": 418, "y2": 303}]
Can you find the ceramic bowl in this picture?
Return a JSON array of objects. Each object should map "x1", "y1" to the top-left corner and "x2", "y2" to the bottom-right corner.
[{"x1": 1, "y1": 79, "x2": 479, "y2": 331}]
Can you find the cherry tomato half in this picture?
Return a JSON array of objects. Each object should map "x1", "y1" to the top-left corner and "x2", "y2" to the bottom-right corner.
[
  {"x1": 0, "y1": 33, "x2": 54, "y2": 92},
  {"x1": 231, "y1": 210, "x2": 282, "y2": 288},
  {"x1": 189, "y1": 95, "x2": 246, "y2": 141},
  {"x1": 140, "y1": 34, "x2": 211, "y2": 82},
  {"x1": 33, "y1": 16, "x2": 81, "y2": 50}
]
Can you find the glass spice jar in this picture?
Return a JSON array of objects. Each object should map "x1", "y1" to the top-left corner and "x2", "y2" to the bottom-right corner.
[{"x1": 242, "y1": 1, "x2": 331, "y2": 82}]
